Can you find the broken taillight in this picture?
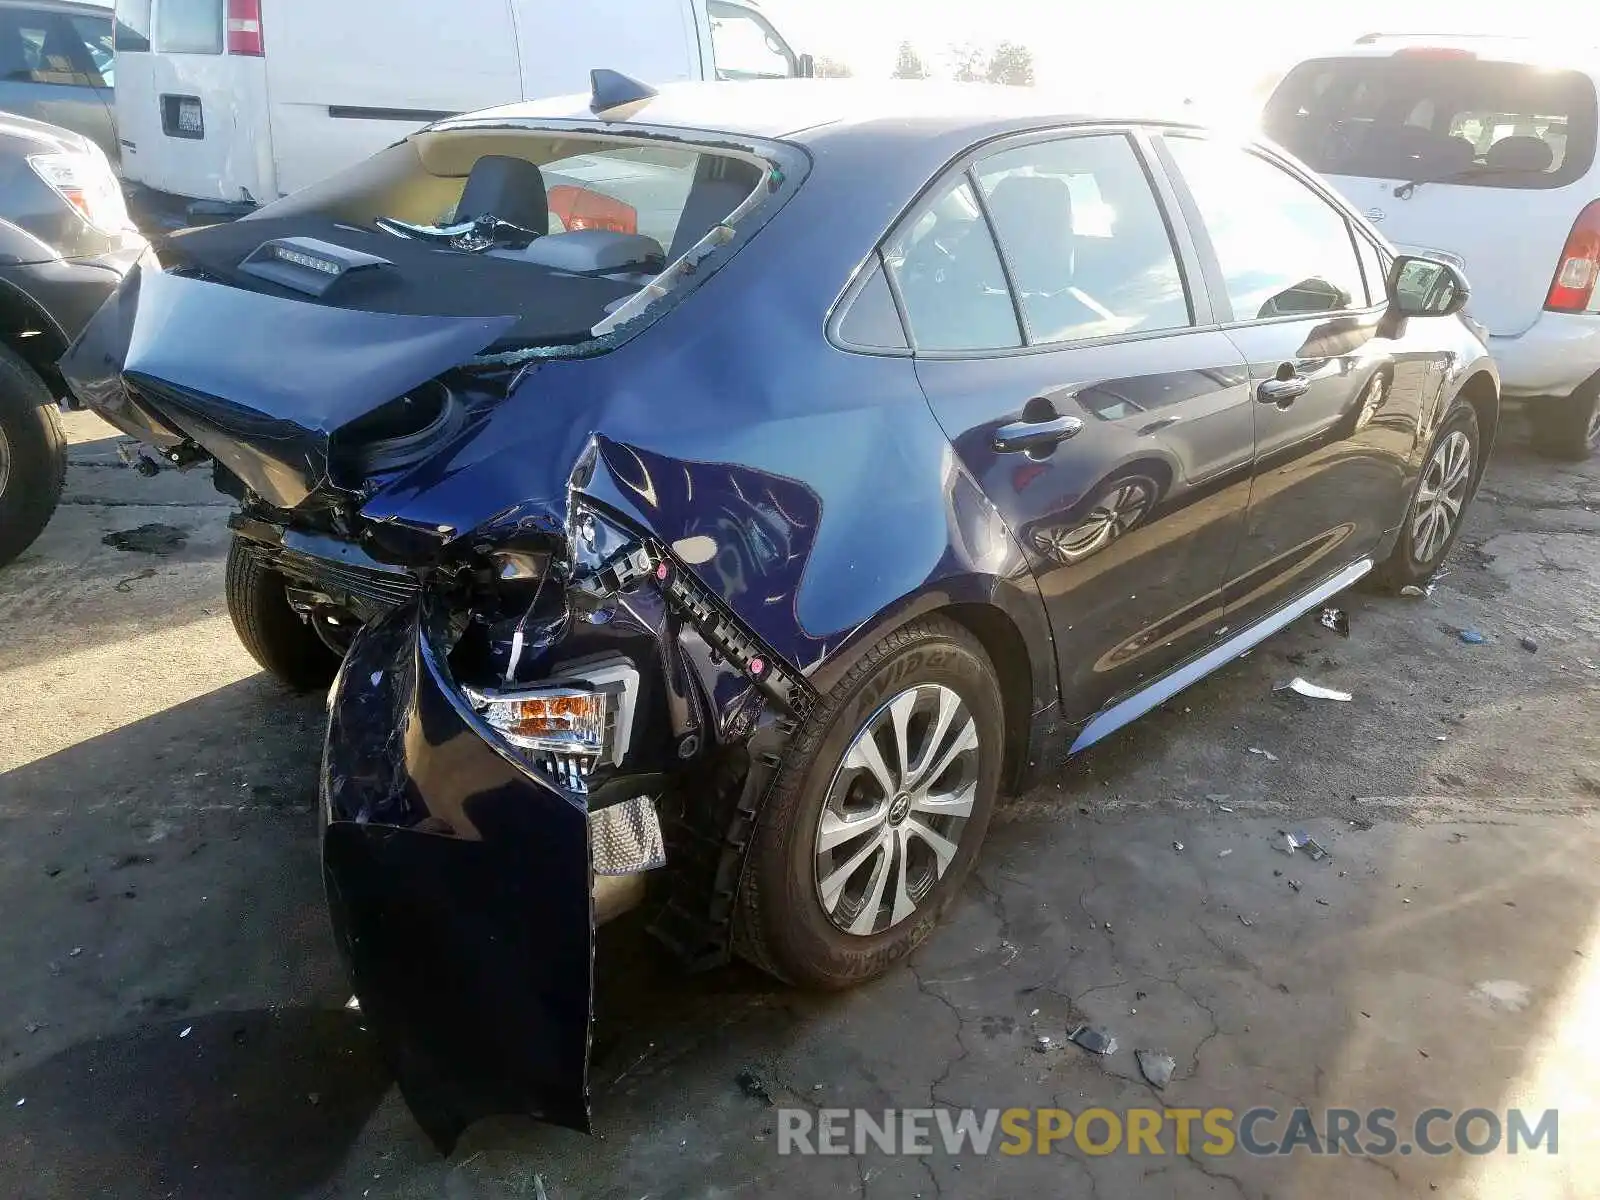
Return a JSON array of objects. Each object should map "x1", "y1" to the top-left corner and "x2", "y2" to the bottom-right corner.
[
  {"x1": 549, "y1": 185, "x2": 639, "y2": 236},
  {"x1": 1545, "y1": 200, "x2": 1600, "y2": 313}
]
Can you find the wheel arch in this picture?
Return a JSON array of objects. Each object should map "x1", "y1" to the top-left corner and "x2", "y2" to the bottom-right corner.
[
  {"x1": 0, "y1": 277, "x2": 69, "y2": 400},
  {"x1": 1454, "y1": 368, "x2": 1500, "y2": 468}
]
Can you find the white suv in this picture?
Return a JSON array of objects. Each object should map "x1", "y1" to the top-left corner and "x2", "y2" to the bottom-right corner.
[{"x1": 1265, "y1": 35, "x2": 1600, "y2": 459}]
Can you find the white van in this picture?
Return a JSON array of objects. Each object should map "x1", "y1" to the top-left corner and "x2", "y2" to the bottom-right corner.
[
  {"x1": 112, "y1": 0, "x2": 807, "y2": 214},
  {"x1": 1264, "y1": 35, "x2": 1600, "y2": 459}
]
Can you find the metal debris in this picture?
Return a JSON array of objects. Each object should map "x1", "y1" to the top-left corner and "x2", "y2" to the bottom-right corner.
[
  {"x1": 1458, "y1": 628, "x2": 1487, "y2": 645},
  {"x1": 1136, "y1": 1050, "x2": 1176, "y2": 1089},
  {"x1": 1172, "y1": 841, "x2": 1184, "y2": 853},
  {"x1": 1279, "y1": 830, "x2": 1330, "y2": 861},
  {"x1": 1239, "y1": 915, "x2": 1253, "y2": 926},
  {"x1": 1068, "y1": 1025, "x2": 1118, "y2": 1056},
  {"x1": 1275, "y1": 677, "x2": 1353, "y2": 702},
  {"x1": 1248, "y1": 747, "x2": 1280, "y2": 762},
  {"x1": 1287, "y1": 879, "x2": 1302, "y2": 892},
  {"x1": 1319, "y1": 605, "x2": 1351, "y2": 637},
  {"x1": 1218, "y1": 849, "x2": 1233, "y2": 858},
  {"x1": 735, "y1": 1068, "x2": 773, "y2": 1106},
  {"x1": 1034, "y1": 1035, "x2": 1053, "y2": 1053}
]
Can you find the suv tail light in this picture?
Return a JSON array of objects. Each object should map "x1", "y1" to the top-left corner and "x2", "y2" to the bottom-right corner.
[
  {"x1": 227, "y1": 0, "x2": 263, "y2": 55},
  {"x1": 1545, "y1": 200, "x2": 1600, "y2": 313}
]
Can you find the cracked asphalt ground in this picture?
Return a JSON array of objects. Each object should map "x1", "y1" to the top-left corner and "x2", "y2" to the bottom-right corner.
[{"x1": 0, "y1": 409, "x2": 1597, "y2": 1200}]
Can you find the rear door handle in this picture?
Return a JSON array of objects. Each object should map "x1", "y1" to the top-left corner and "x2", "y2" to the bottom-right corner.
[
  {"x1": 994, "y1": 413, "x2": 1084, "y2": 455},
  {"x1": 1257, "y1": 377, "x2": 1310, "y2": 407}
]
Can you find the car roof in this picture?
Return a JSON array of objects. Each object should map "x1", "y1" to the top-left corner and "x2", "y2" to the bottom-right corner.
[
  {"x1": 456, "y1": 79, "x2": 1204, "y2": 145},
  {"x1": 1320, "y1": 34, "x2": 1600, "y2": 76}
]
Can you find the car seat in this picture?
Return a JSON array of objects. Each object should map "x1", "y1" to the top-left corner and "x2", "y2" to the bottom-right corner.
[{"x1": 456, "y1": 156, "x2": 550, "y2": 233}]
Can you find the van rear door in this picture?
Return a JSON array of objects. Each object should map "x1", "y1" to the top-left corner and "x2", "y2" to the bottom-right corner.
[
  {"x1": 264, "y1": 0, "x2": 520, "y2": 197},
  {"x1": 1264, "y1": 54, "x2": 1599, "y2": 338},
  {"x1": 511, "y1": 0, "x2": 701, "y2": 100}
]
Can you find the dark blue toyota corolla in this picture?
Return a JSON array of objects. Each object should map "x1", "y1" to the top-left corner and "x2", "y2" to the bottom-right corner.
[{"x1": 64, "y1": 75, "x2": 1499, "y2": 1149}]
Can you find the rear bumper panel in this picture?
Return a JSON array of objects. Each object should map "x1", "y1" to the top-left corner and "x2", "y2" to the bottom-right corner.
[
  {"x1": 1487, "y1": 311, "x2": 1600, "y2": 399},
  {"x1": 322, "y1": 605, "x2": 592, "y2": 1152}
]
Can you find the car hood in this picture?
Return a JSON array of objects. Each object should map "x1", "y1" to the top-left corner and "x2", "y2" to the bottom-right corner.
[{"x1": 61, "y1": 265, "x2": 517, "y2": 509}]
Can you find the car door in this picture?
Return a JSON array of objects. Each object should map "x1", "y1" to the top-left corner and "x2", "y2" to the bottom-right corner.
[
  {"x1": 1158, "y1": 134, "x2": 1430, "y2": 628},
  {"x1": 0, "y1": 4, "x2": 117, "y2": 159},
  {"x1": 894, "y1": 129, "x2": 1257, "y2": 722}
]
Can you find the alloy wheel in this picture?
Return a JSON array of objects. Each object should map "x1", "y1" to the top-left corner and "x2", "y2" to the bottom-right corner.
[
  {"x1": 813, "y1": 683, "x2": 979, "y2": 936},
  {"x1": 1035, "y1": 478, "x2": 1155, "y2": 563},
  {"x1": 1411, "y1": 429, "x2": 1473, "y2": 564},
  {"x1": 0, "y1": 422, "x2": 10, "y2": 498}
]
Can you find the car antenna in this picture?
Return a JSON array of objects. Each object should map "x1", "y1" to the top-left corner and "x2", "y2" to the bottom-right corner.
[{"x1": 590, "y1": 69, "x2": 659, "y2": 121}]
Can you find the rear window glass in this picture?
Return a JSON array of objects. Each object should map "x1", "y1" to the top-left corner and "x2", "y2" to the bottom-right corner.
[
  {"x1": 154, "y1": 0, "x2": 221, "y2": 55},
  {"x1": 1265, "y1": 56, "x2": 1598, "y2": 190},
  {"x1": 0, "y1": 8, "x2": 109, "y2": 86}
]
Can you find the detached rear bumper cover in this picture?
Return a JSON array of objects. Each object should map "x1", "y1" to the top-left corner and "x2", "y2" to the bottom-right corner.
[{"x1": 322, "y1": 605, "x2": 592, "y2": 1152}]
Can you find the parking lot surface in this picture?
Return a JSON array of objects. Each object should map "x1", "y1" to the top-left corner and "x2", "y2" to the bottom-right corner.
[{"x1": 1, "y1": 410, "x2": 1596, "y2": 1199}]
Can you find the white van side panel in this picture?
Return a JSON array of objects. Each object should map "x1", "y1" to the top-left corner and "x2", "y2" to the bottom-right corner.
[
  {"x1": 263, "y1": 0, "x2": 522, "y2": 196},
  {"x1": 119, "y1": 53, "x2": 272, "y2": 202},
  {"x1": 510, "y1": 0, "x2": 703, "y2": 102}
]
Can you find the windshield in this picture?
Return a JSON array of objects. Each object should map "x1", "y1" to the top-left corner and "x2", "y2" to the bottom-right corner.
[{"x1": 1265, "y1": 56, "x2": 1598, "y2": 189}]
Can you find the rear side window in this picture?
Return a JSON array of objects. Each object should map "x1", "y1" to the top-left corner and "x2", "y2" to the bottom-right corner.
[
  {"x1": 0, "y1": 8, "x2": 109, "y2": 86},
  {"x1": 1265, "y1": 56, "x2": 1598, "y2": 189},
  {"x1": 154, "y1": 0, "x2": 222, "y2": 55},
  {"x1": 114, "y1": 0, "x2": 150, "y2": 51},
  {"x1": 1166, "y1": 137, "x2": 1366, "y2": 321},
  {"x1": 885, "y1": 177, "x2": 1021, "y2": 352},
  {"x1": 974, "y1": 134, "x2": 1191, "y2": 344}
]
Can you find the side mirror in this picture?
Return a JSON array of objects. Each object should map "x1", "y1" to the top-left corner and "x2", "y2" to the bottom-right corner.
[
  {"x1": 1388, "y1": 254, "x2": 1471, "y2": 318},
  {"x1": 797, "y1": 52, "x2": 815, "y2": 79}
]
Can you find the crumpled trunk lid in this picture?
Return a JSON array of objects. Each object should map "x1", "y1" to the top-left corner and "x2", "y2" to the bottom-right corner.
[{"x1": 62, "y1": 265, "x2": 515, "y2": 509}]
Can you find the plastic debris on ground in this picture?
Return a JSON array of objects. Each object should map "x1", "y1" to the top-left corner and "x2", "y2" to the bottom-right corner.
[
  {"x1": 1248, "y1": 747, "x2": 1280, "y2": 762},
  {"x1": 735, "y1": 1068, "x2": 774, "y2": 1106},
  {"x1": 101, "y1": 523, "x2": 189, "y2": 556},
  {"x1": 1318, "y1": 605, "x2": 1351, "y2": 637},
  {"x1": 1278, "y1": 830, "x2": 1330, "y2": 862},
  {"x1": 1520, "y1": 637, "x2": 1539, "y2": 653},
  {"x1": 1068, "y1": 1025, "x2": 1118, "y2": 1056},
  {"x1": 1136, "y1": 1050, "x2": 1176, "y2": 1089},
  {"x1": 1034, "y1": 1035, "x2": 1053, "y2": 1053},
  {"x1": 1399, "y1": 584, "x2": 1435, "y2": 598},
  {"x1": 1173, "y1": 841, "x2": 1184, "y2": 853},
  {"x1": 1458, "y1": 629, "x2": 1487, "y2": 645},
  {"x1": 1275, "y1": 677, "x2": 1354, "y2": 702}
]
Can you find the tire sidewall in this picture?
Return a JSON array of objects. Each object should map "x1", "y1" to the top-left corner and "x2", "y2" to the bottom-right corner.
[
  {"x1": 747, "y1": 624, "x2": 1004, "y2": 987},
  {"x1": 0, "y1": 349, "x2": 64, "y2": 567}
]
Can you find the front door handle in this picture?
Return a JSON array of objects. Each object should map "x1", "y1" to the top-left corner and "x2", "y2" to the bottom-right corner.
[
  {"x1": 994, "y1": 413, "x2": 1085, "y2": 455},
  {"x1": 1257, "y1": 376, "x2": 1310, "y2": 407}
]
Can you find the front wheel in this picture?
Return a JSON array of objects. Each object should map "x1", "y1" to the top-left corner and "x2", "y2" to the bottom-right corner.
[
  {"x1": 225, "y1": 536, "x2": 343, "y2": 691},
  {"x1": 734, "y1": 617, "x2": 1004, "y2": 989},
  {"x1": 0, "y1": 345, "x2": 66, "y2": 569},
  {"x1": 1529, "y1": 385, "x2": 1600, "y2": 462},
  {"x1": 1372, "y1": 397, "x2": 1481, "y2": 592}
]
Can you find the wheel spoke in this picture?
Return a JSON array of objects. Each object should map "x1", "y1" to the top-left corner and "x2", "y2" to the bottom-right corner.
[
  {"x1": 910, "y1": 781, "x2": 975, "y2": 821},
  {"x1": 819, "y1": 831, "x2": 888, "y2": 913},
  {"x1": 904, "y1": 818, "x2": 960, "y2": 875},
  {"x1": 890, "y1": 830, "x2": 917, "y2": 925},
  {"x1": 844, "y1": 731, "x2": 897, "y2": 802},
  {"x1": 920, "y1": 716, "x2": 978, "y2": 792},
  {"x1": 817, "y1": 805, "x2": 887, "y2": 853},
  {"x1": 887, "y1": 689, "x2": 917, "y2": 789},
  {"x1": 1438, "y1": 489, "x2": 1463, "y2": 517},
  {"x1": 848, "y1": 842, "x2": 894, "y2": 935},
  {"x1": 908, "y1": 686, "x2": 959, "y2": 787}
]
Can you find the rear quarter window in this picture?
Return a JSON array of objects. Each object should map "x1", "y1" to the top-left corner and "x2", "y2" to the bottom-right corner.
[{"x1": 1265, "y1": 55, "x2": 1598, "y2": 190}]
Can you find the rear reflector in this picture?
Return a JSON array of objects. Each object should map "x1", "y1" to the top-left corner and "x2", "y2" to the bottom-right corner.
[
  {"x1": 1545, "y1": 200, "x2": 1600, "y2": 313},
  {"x1": 227, "y1": 0, "x2": 263, "y2": 55}
]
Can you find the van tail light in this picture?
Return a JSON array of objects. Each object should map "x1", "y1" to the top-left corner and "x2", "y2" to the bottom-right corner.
[
  {"x1": 1545, "y1": 200, "x2": 1600, "y2": 313},
  {"x1": 226, "y1": 0, "x2": 264, "y2": 56}
]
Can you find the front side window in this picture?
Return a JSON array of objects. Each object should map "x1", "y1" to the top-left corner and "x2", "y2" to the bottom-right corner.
[
  {"x1": 974, "y1": 134, "x2": 1191, "y2": 344},
  {"x1": 1263, "y1": 56, "x2": 1597, "y2": 190},
  {"x1": 0, "y1": 8, "x2": 106, "y2": 86},
  {"x1": 709, "y1": 1, "x2": 795, "y2": 80},
  {"x1": 154, "y1": 0, "x2": 222, "y2": 55},
  {"x1": 68, "y1": 14, "x2": 113, "y2": 85},
  {"x1": 884, "y1": 177, "x2": 1021, "y2": 352},
  {"x1": 1166, "y1": 137, "x2": 1366, "y2": 322}
]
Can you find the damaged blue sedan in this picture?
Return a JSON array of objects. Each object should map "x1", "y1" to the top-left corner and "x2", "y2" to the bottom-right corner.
[{"x1": 63, "y1": 75, "x2": 1499, "y2": 1149}]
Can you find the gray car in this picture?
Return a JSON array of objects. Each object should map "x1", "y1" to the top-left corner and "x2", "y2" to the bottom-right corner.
[
  {"x1": 0, "y1": 107, "x2": 148, "y2": 567},
  {"x1": 0, "y1": 0, "x2": 115, "y2": 160}
]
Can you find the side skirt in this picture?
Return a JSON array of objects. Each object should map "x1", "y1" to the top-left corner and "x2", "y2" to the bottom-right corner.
[{"x1": 1069, "y1": 557, "x2": 1374, "y2": 756}]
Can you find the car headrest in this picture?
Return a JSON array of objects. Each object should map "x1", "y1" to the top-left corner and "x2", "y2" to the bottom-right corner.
[
  {"x1": 985, "y1": 175, "x2": 1074, "y2": 290},
  {"x1": 1486, "y1": 135, "x2": 1554, "y2": 173},
  {"x1": 457, "y1": 155, "x2": 549, "y2": 233}
]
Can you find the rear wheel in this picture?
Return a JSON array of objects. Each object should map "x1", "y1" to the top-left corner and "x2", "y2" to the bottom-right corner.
[
  {"x1": 734, "y1": 617, "x2": 1003, "y2": 989},
  {"x1": 225, "y1": 536, "x2": 343, "y2": 691},
  {"x1": 0, "y1": 344, "x2": 66, "y2": 569},
  {"x1": 1372, "y1": 397, "x2": 1481, "y2": 592},
  {"x1": 1529, "y1": 385, "x2": 1600, "y2": 461}
]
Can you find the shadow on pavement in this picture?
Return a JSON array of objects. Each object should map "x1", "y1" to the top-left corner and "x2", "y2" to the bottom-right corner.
[{"x1": 0, "y1": 1009, "x2": 390, "y2": 1200}]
